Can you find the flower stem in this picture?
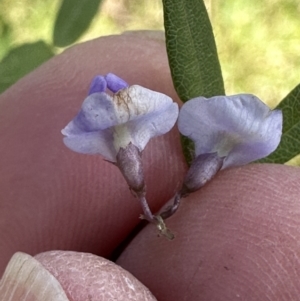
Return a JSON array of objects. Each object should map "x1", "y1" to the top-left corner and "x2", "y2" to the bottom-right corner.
[
  {"x1": 139, "y1": 195, "x2": 155, "y2": 223},
  {"x1": 159, "y1": 192, "x2": 183, "y2": 220},
  {"x1": 139, "y1": 196, "x2": 175, "y2": 240}
]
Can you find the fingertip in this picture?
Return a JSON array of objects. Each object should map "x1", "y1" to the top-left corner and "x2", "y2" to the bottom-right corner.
[
  {"x1": 117, "y1": 164, "x2": 300, "y2": 300},
  {"x1": 35, "y1": 251, "x2": 157, "y2": 301},
  {"x1": 0, "y1": 251, "x2": 157, "y2": 301}
]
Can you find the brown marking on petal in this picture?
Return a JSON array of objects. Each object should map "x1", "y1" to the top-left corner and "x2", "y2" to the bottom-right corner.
[
  {"x1": 115, "y1": 88, "x2": 132, "y2": 107},
  {"x1": 114, "y1": 87, "x2": 144, "y2": 121},
  {"x1": 114, "y1": 88, "x2": 133, "y2": 121}
]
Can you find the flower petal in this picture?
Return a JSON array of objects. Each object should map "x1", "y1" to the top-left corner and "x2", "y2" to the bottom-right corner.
[
  {"x1": 63, "y1": 129, "x2": 117, "y2": 161},
  {"x1": 178, "y1": 94, "x2": 282, "y2": 168},
  {"x1": 222, "y1": 109, "x2": 282, "y2": 168},
  {"x1": 111, "y1": 85, "x2": 179, "y2": 152},
  {"x1": 105, "y1": 73, "x2": 129, "y2": 93},
  {"x1": 88, "y1": 76, "x2": 107, "y2": 95},
  {"x1": 128, "y1": 102, "x2": 179, "y2": 151},
  {"x1": 62, "y1": 93, "x2": 119, "y2": 135},
  {"x1": 112, "y1": 85, "x2": 176, "y2": 124}
]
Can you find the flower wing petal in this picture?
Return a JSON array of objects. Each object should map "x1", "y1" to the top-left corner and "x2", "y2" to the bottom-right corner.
[
  {"x1": 128, "y1": 102, "x2": 179, "y2": 151},
  {"x1": 223, "y1": 109, "x2": 282, "y2": 168},
  {"x1": 62, "y1": 93, "x2": 119, "y2": 136},
  {"x1": 63, "y1": 129, "x2": 117, "y2": 162}
]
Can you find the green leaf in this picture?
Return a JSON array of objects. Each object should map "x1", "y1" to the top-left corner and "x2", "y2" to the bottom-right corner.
[
  {"x1": 258, "y1": 83, "x2": 300, "y2": 164},
  {"x1": 162, "y1": 0, "x2": 225, "y2": 164},
  {"x1": 0, "y1": 41, "x2": 54, "y2": 94},
  {"x1": 53, "y1": 0, "x2": 103, "y2": 47},
  {"x1": 162, "y1": 0, "x2": 225, "y2": 102}
]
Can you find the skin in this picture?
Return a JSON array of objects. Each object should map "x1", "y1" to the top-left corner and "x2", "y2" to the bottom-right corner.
[{"x1": 0, "y1": 31, "x2": 300, "y2": 300}]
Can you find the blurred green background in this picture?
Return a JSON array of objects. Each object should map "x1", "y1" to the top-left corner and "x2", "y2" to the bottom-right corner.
[{"x1": 0, "y1": 0, "x2": 299, "y2": 108}]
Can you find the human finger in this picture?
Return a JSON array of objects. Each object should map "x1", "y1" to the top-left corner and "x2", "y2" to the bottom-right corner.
[
  {"x1": 118, "y1": 164, "x2": 300, "y2": 300},
  {"x1": 0, "y1": 251, "x2": 157, "y2": 300}
]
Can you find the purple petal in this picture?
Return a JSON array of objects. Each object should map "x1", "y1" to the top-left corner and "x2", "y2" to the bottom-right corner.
[
  {"x1": 128, "y1": 102, "x2": 179, "y2": 151},
  {"x1": 178, "y1": 94, "x2": 283, "y2": 168},
  {"x1": 88, "y1": 76, "x2": 107, "y2": 95},
  {"x1": 105, "y1": 73, "x2": 129, "y2": 93},
  {"x1": 62, "y1": 93, "x2": 119, "y2": 135},
  {"x1": 112, "y1": 85, "x2": 177, "y2": 124},
  {"x1": 111, "y1": 85, "x2": 178, "y2": 151},
  {"x1": 222, "y1": 110, "x2": 282, "y2": 168},
  {"x1": 62, "y1": 128, "x2": 117, "y2": 162}
]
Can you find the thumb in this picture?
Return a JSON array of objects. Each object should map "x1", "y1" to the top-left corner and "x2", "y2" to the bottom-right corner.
[{"x1": 0, "y1": 251, "x2": 157, "y2": 301}]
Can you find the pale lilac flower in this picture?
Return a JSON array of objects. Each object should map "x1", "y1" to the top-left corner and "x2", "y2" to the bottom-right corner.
[
  {"x1": 178, "y1": 94, "x2": 282, "y2": 169},
  {"x1": 62, "y1": 73, "x2": 178, "y2": 232},
  {"x1": 160, "y1": 94, "x2": 282, "y2": 220},
  {"x1": 62, "y1": 73, "x2": 179, "y2": 163}
]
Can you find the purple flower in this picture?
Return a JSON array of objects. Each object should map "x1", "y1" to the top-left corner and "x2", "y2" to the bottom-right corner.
[
  {"x1": 159, "y1": 94, "x2": 282, "y2": 220},
  {"x1": 62, "y1": 73, "x2": 179, "y2": 232},
  {"x1": 178, "y1": 94, "x2": 282, "y2": 170},
  {"x1": 62, "y1": 73, "x2": 179, "y2": 163}
]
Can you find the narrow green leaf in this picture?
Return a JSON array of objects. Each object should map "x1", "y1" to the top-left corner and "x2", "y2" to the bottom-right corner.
[
  {"x1": 53, "y1": 0, "x2": 102, "y2": 47},
  {"x1": 162, "y1": 0, "x2": 225, "y2": 102},
  {"x1": 162, "y1": 0, "x2": 225, "y2": 164},
  {"x1": 258, "y1": 83, "x2": 300, "y2": 163},
  {"x1": 0, "y1": 41, "x2": 54, "y2": 94}
]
